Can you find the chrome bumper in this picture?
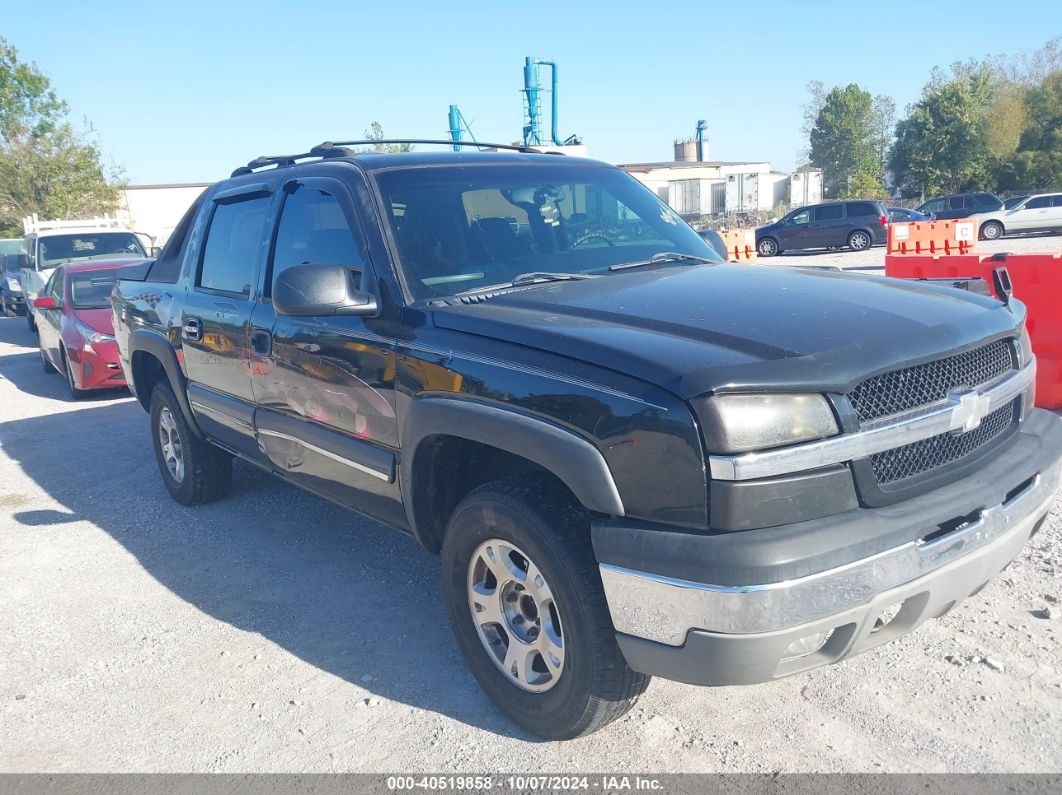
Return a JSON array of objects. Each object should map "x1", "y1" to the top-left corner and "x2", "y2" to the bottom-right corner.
[{"x1": 601, "y1": 454, "x2": 1060, "y2": 647}]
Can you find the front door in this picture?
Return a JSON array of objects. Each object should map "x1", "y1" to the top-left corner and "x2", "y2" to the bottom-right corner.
[
  {"x1": 778, "y1": 208, "x2": 813, "y2": 250},
  {"x1": 34, "y1": 267, "x2": 64, "y2": 370},
  {"x1": 181, "y1": 185, "x2": 274, "y2": 461},
  {"x1": 250, "y1": 176, "x2": 402, "y2": 525}
]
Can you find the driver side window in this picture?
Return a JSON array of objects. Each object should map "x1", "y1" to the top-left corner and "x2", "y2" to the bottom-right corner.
[{"x1": 787, "y1": 210, "x2": 810, "y2": 225}]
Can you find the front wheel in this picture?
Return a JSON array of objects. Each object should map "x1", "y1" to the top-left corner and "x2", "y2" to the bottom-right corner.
[
  {"x1": 39, "y1": 335, "x2": 56, "y2": 373},
  {"x1": 847, "y1": 230, "x2": 872, "y2": 251},
  {"x1": 62, "y1": 348, "x2": 89, "y2": 400},
  {"x1": 149, "y1": 382, "x2": 232, "y2": 505},
  {"x1": 980, "y1": 221, "x2": 1004, "y2": 240},
  {"x1": 757, "y1": 237, "x2": 779, "y2": 257},
  {"x1": 441, "y1": 476, "x2": 648, "y2": 739},
  {"x1": 26, "y1": 310, "x2": 36, "y2": 332}
]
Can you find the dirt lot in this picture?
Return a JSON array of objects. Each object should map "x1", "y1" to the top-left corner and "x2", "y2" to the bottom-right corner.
[{"x1": 1, "y1": 243, "x2": 1061, "y2": 773}]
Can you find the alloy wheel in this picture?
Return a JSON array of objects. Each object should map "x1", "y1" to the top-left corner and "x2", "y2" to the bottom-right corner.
[
  {"x1": 158, "y1": 407, "x2": 185, "y2": 483},
  {"x1": 467, "y1": 539, "x2": 565, "y2": 693},
  {"x1": 850, "y1": 232, "x2": 870, "y2": 250}
]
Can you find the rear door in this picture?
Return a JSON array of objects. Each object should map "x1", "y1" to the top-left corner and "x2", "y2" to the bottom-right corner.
[
  {"x1": 35, "y1": 267, "x2": 64, "y2": 369},
  {"x1": 810, "y1": 203, "x2": 846, "y2": 247},
  {"x1": 251, "y1": 175, "x2": 401, "y2": 522},
  {"x1": 1046, "y1": 195, "x2": 1062, "y2": 230},
  {"x1": 181, "y1": 182, "x2": 275, "y2": 461}
]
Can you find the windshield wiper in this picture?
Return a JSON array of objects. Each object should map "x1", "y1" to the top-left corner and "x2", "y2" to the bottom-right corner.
[
  {"x1": 609, "y1": 252, "x2": 715, "y2": 272},
  {"x1": 453, "y1": 271, "x2": 596, "y2": 298}
]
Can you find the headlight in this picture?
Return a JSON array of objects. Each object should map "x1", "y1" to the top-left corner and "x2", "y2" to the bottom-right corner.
[
  {"x1": 695, "y1": 393, "x2": 839, "y2": 454},
  {"x1": 74, "y1": 319, "x2": 115, "y2": 351},
  {"x1": 5, "y1": 277, "x2": 19, "y2": 292},
  {"x1": 1017, "y1": 325, "x2": 1033, "y2": 367}
]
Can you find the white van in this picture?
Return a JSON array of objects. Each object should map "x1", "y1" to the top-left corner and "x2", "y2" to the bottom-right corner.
[{"x1": 20, "y1": 215, "x2": 148, "y2": 331}]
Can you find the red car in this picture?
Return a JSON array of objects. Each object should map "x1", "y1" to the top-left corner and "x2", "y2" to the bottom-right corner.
[{"x1": 33, "y1": 260, "x2": 129, "y2": 399}]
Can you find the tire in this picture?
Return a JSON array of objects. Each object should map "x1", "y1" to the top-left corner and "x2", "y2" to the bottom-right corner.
[
  {"x1": 149, "y1": 381, "x2": 233, "y2": 505},
  {"x1": 980, "y1": 221, "x2": 1004, "y2": 240},
  {"x1": 61, "y1": 347, "x2": 89, "y2": 400},
  {"x1": 757, "y1": 237, "x2": 779, "y2": 257},
  {"x1": 847, "y1": 229, "x2": 872, "y2": 251},
  {"x1": 441, "y1": 475, "x2": 648, "y2": 739},
  {"x1": 39, "y1": 335, "x2": 56, "y2": 374}
]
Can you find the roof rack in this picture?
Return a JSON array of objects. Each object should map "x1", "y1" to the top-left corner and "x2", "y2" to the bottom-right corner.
[
  {"x1": 22, "y1": 213, "x2": 123, "y2": 235},
  {"x1": 231, "y1": 139, "x2": 559, "y2": 177}
]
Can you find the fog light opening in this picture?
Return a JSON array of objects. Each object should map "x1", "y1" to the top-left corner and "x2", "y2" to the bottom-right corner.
[
  {"x1": 872, "y1": 601, "x2": 905, "y2": 634},
  {"x1": 781, "y1": 629, "x2": 833, "y2": 663}
]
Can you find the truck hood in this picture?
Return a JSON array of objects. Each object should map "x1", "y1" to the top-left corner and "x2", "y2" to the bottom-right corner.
[{"x1": 431, "y1": 264, "x2": 1023, "y2": 399}]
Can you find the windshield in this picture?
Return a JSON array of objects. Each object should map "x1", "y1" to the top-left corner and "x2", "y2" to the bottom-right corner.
[
  {"x1": 1003, "y1": 196, "x2": 1028, "y2": 210},
  {"x1": 39, "y1": 232, "x2": 145, "y2": 269},
  {"x1": 374, "y1": 163, "x2": 720, "y2": 300},
  {"x1": 69, "y1": 269, "x2": 120, "y2": 309}
]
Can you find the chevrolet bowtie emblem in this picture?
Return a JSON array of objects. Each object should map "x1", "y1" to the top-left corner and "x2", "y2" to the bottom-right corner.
[{"x1": 948, "y1": 389, "x2": 992, "y2": 434}]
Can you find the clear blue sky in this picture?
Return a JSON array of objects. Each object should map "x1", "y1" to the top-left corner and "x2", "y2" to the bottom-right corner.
[{"x1": 3, "y1": 0, "x2": 1056, "y2": 184}]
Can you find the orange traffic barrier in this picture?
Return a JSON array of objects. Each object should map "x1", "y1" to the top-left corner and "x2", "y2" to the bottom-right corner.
[
  {"x1": 887, "y1": 218, "x2": 979, "y2": 256},
  {"x1": 886, "y1": 252, "x2": 1062, "y2": 409},
  {"x1": 720, "y1": 229, "x2": 757, "y2": 263}
]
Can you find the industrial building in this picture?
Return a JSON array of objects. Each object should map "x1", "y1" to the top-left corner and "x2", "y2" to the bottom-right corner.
[
  {"x1": 115, "y1": 182, "x2": 209, "y2": 247},
  {"x1": 621, "y1": 128, "x2": 823, "y2": 223}
]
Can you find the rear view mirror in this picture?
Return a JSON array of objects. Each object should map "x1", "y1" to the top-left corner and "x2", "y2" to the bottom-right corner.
[
  {"x1": 273, "y1": 263, "x2": 378, "y2": 317},
  {"x1": 33, "y1": 296, "x2": 57, "y2": 310}
]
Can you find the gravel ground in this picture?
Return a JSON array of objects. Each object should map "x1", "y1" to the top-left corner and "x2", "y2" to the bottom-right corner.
[{"x1": 1, "y1": 247, "x2": 1060, "y2": 772}]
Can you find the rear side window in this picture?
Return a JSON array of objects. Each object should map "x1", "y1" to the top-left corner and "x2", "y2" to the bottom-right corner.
[
  {"x1": 147, "y1": 197, "x2": 203, "y2": 284},
  {"x1": 814, "y1": 205, "x2": 843, "y2": 221},
  {"x1": 270, "y1": 185, "x2": 366, "y2": 291},
  {"x1": 845, "y1": 202, "x2": 877, "y2": 218},
  {"x1": 974, "y1": 193, "x2": 1001, "y2": 208},
  {"x1": 198, "y1": 196, "x2": 270, "y2": 296},
  {"x1": 947, "y1": 196, "x2": 967, "y2": 210},
  {"x1": 1025, "y1": 196, "x2": 1052, "y2": 209},
  {"x1": 1052, "y1": 195, "x2": 1062, "y2": 207}
]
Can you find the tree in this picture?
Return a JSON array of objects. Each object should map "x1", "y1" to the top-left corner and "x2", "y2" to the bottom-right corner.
[
  {"x1": 361, "y1": 121, "x2": 412, "y2": 153},
  {"x1": 889, "y1": 65, "x2": 995, "y2": 198},
  {"x1": 1004, "y1": 69, "x2": 1062, "y2": 190},
  {"x1": 0, "y1": 37, "x2": 119, "y2": 236},
  {"x1": 807, "y1": 84, "x2": 887, "y2": 198}
]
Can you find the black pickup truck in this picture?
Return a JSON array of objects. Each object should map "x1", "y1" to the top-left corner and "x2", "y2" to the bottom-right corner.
[{"x1": 112, "y1": 142, "x2": 1062, "y2": 739}]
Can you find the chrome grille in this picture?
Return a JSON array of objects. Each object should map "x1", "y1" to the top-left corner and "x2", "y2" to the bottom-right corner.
[
  {"x1": 848, "y1": 340, "x2": 1015, "y2": 423},
  {"x1": 870, "y1": 402, "x2": 1017, "y2": 485}
]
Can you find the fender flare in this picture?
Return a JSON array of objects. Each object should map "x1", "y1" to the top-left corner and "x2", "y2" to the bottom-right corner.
[
  {"x1": 400, "y1": 397, "x2": 625, "y2": 541},
  {"x1": 128, "y1": 328, "x2": 202, "y2": 437}
]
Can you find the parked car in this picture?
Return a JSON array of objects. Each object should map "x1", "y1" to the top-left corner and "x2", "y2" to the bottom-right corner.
[
  {"x1": 112, "y1": 143, "x2": 1060, "y2": 740},
  {"x1": 20, "y1": 217, "x2": 148, "y2": 333},
  {"x1": 1, "y1": 253, "x2": 25, "y2": 316},
  {"x1": 916, "y1": 192, "x2": 1002, "y2": 220},
  {"x1": 973, "y1": 193, "x2": 1062, "y2": 240},
  {"x1": 34, "y1": 261, "x2": 131, "y2": 398},
  {"x1": 755, "y1": 200, "x2": 888, "y2": 256},
  {"x1": 887, "y1": 207, "x2": 933, "y2": 223}
]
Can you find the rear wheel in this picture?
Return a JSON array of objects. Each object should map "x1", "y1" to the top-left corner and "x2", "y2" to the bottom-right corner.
[
  {"x1": 441, "y1": 475, "x2": 648, "y2": 739},
  {"x1": 847, "y1": 230, "x2": 872, "y2": 251},
  {"x1": 980, "y1": 221, "x2": 1004, "y2": 240},
  {"x1": 150, "y1": 382, "x2": 232, "y2": 505},
  {"x1": 757, "y1": 237, "x2": 779, "y2": 257}
]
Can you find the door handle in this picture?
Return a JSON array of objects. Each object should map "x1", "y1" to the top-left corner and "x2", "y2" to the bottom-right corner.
[
  {"x1": 251, "y1": 328, "x2": 272, "y2": 356},
  {"x1": 183, "y1": 317, "x2": 202, "y2": 341}
]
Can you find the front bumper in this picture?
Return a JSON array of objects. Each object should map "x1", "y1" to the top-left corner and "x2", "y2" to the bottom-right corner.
[
  {"x1": 597, "y1": 409, "x2": 1062, "y2": 686},
  {"x1": 69, "y1": 344, "x2": 127, "y2": 391}
]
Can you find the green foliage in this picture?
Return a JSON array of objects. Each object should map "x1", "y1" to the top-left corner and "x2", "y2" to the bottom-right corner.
[
  {"x1": 808, "y1": 84, "x2": 878, "y2": 198},
  {"x1": 0, "y1": 37, "x2": 119, "y2": 236},
  {"x1": 362, "y1": 121, "x2": 412, "y2": 153},
  {"x1": 888, "y1": 64, "x2": 996, "y2": 198}
]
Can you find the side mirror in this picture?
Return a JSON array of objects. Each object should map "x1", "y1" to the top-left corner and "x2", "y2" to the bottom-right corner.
[
  {"x1": 33, "y1": 295, "x2": 58, "y2": 310},
  {"x1": 16, "y1": 253, "x2": 30, "y2": 270},
  {"x1": 150, "y1": 246, "x2": 162, "y2": 258},
  {"x1": 698, "y1": 230, "x2": 728, "y2": 260},
  {"x1": 273, "y1": 263, "x2": 378, "y2": 317}
]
